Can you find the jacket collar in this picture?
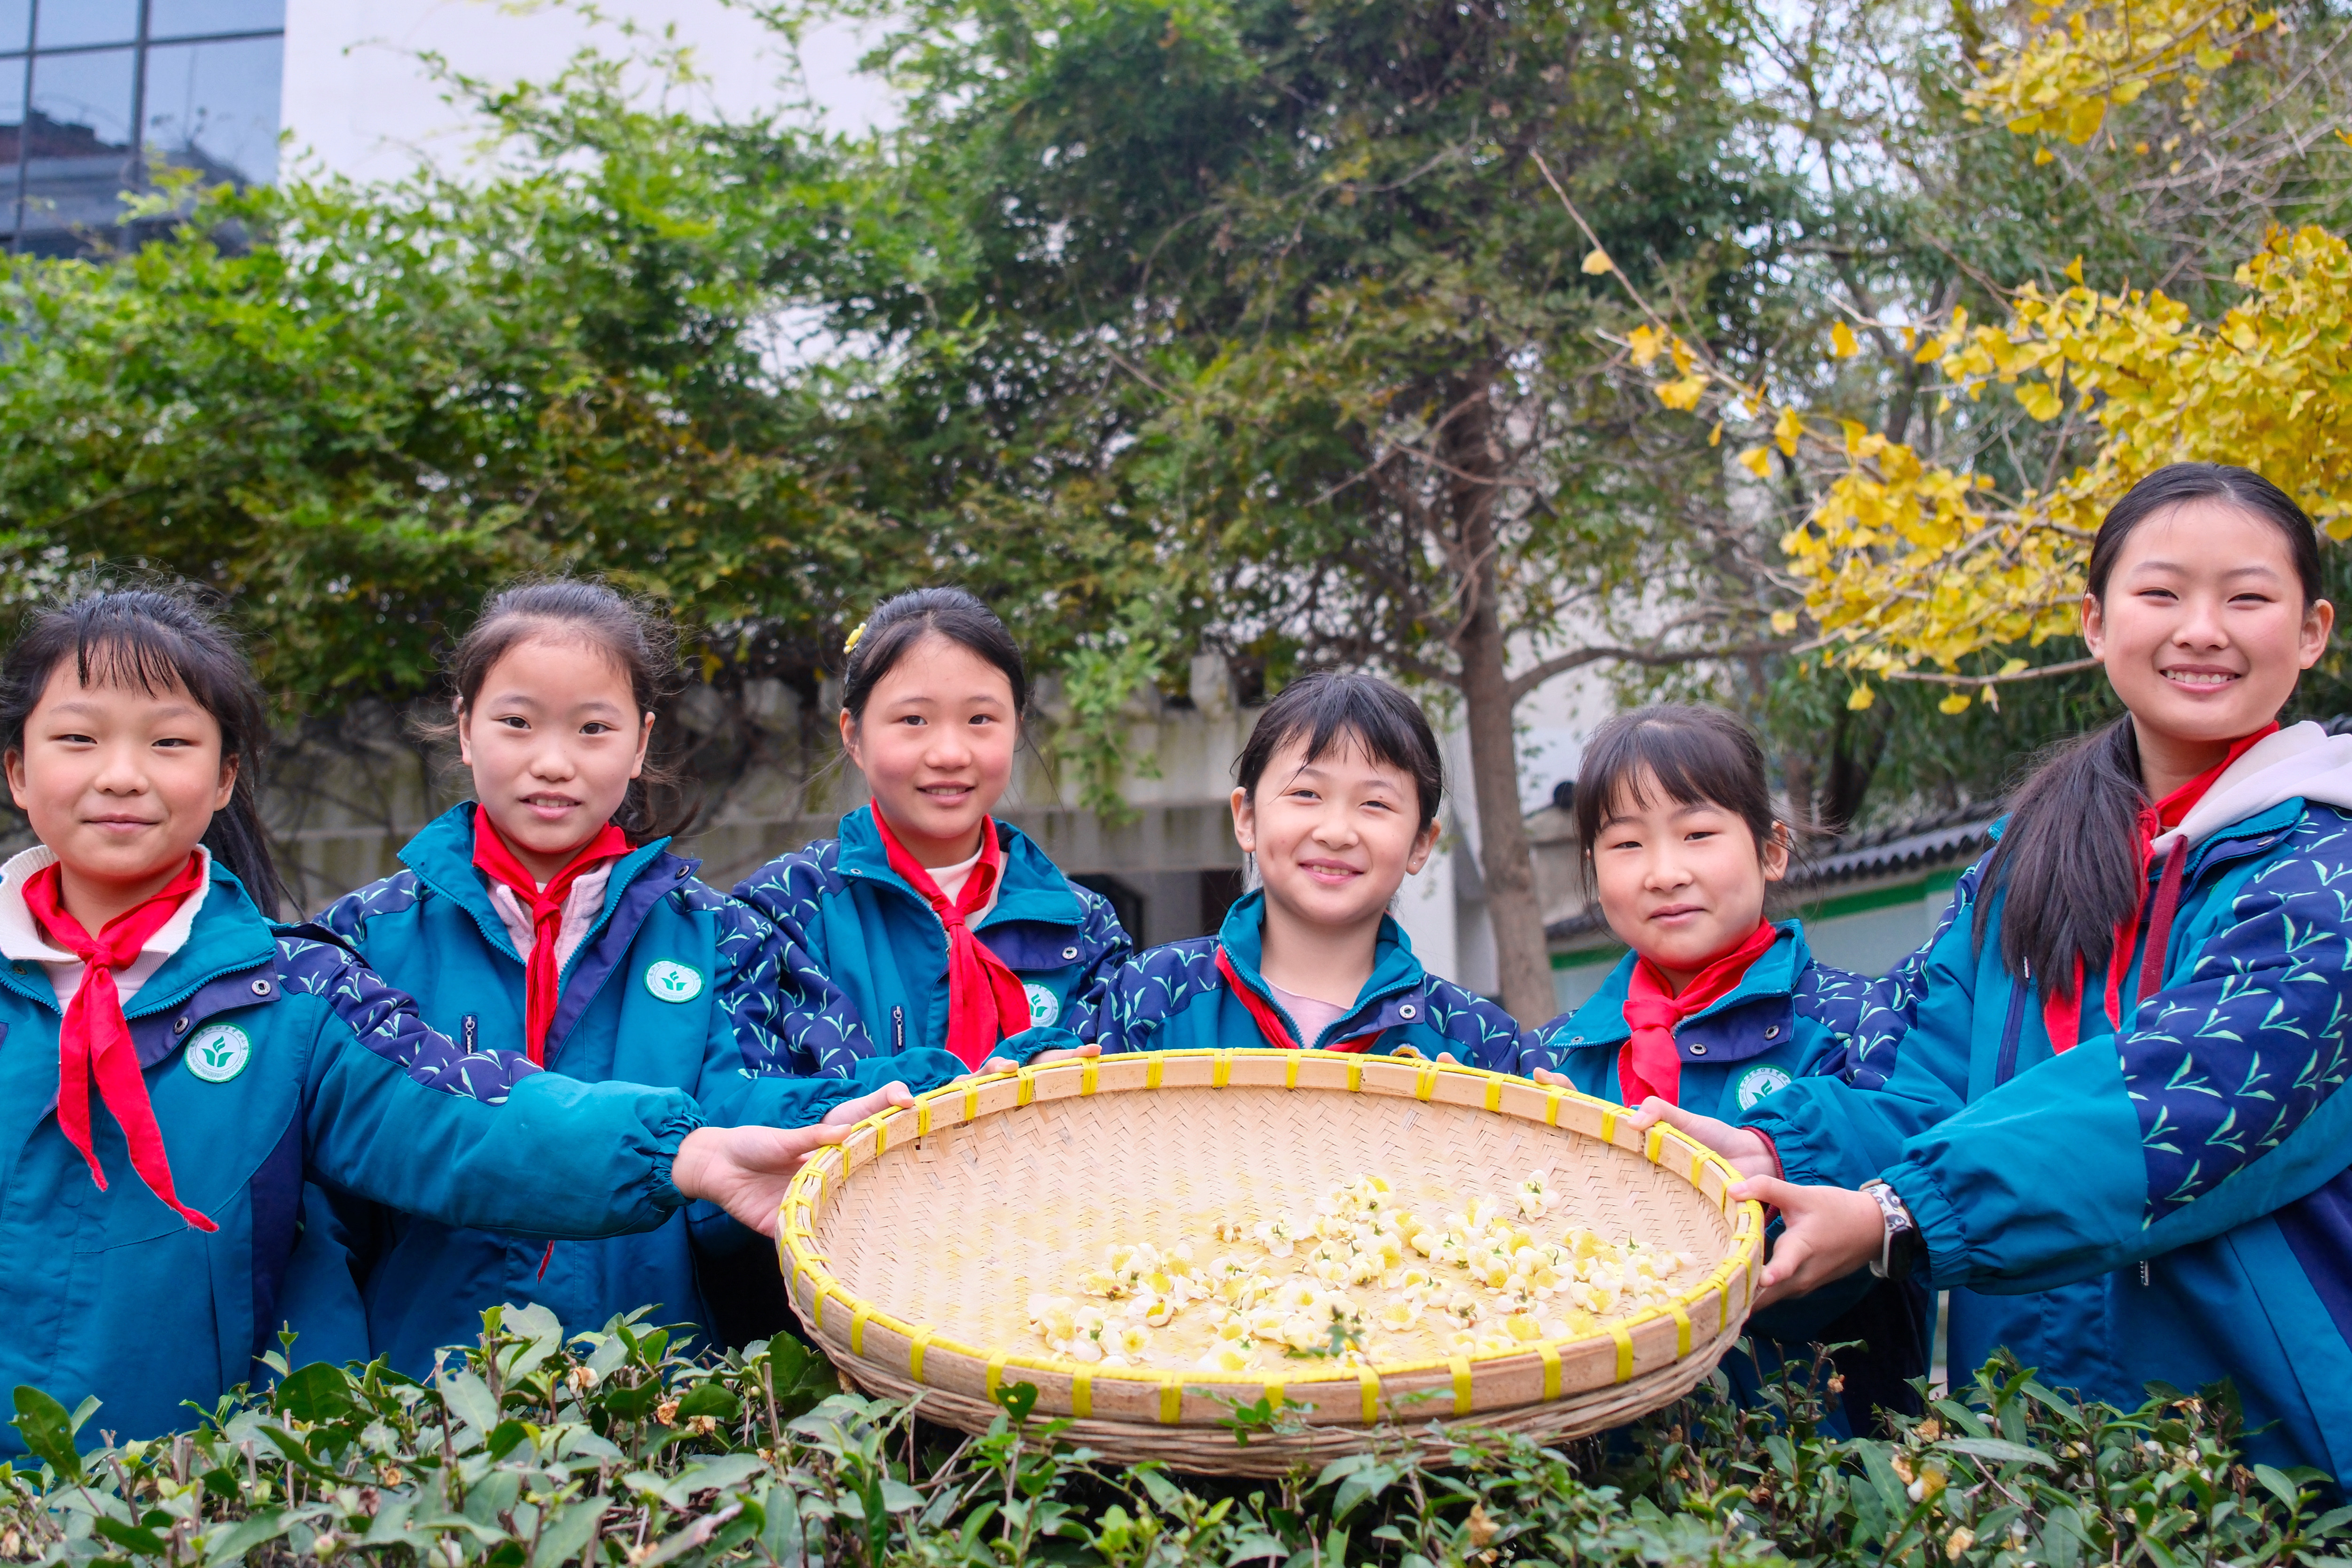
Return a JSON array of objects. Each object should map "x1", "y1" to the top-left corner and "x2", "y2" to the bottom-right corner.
[
  {"x1": 400, "y1": 803, "x2": 674, "y2": 967},
  {"x1": 835, "y1": 804, "x2": 1085, "y2": 928},
  {"x1": 0, "y1": 853, "x2": 277, "y2": 1023},
  {"x1": 1563, "y1": 921, "x2": 1809, "y2": 1049},
  {"x1": 1215, "y1": 889, "x2": 1430, "y2": 1042}
]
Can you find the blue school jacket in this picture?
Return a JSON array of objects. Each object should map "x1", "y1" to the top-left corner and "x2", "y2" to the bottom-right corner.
[
  {"x1": 1742, "y1": 801, "x2": 2352, "y2": 1475},
  {"x1": 315, "y1": 804, "x2": 965, "y2": 1375},
  {"x1": 0, "y1": 857, "x2": 715, "y2": 1458},
  {"x1": 1538, "y1": 922, "x2": 1926, "y2": 1432},
  {"x1": 1003, "y1": 889, "x2": 1544, "y2": 1070},
  {"x1": 732, "y1": 805, "x2": 1131, "y2": 1072}
]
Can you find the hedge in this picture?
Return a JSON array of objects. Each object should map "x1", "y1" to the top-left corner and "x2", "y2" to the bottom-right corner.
[{"x1": 4, "y1": 1305, "x2": 2346, "y2": 1567}]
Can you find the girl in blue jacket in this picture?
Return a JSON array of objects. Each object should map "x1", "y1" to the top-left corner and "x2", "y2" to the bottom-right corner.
[
  {"x1": 733, "y1": 588, "x2": 1130, "y2": 1074},
  {"x1": 0, "y1": 585, "x2": 890, "y2": 1457},
  {"x1": 1662, "y1": 463, "x2": 2352, "y2": 1475},
  {"x1": 1002, "y1": 671, "x2": 1538, "y2": 1070},
  {"x1": 314, "y1": 580, "x2": 967, "y2": 1375},
  {"x1": 1531, "y1": 704, "x2": 1923, "y2": 1433}
]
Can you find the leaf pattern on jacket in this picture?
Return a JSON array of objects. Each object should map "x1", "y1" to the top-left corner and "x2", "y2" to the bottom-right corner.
[{"x1": 275, "y1": 934, "x2": 540, "y2": 1103}]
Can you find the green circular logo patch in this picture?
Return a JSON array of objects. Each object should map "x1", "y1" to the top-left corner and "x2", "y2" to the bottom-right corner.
[
  {"x1": 644, "y1": 960, "x2": 704, "y2": 1004},
  {"x1": 1735, "y1": 1064, "x2": 1792, "y2": 1111},
  {"x1": 186, "y1": 1023, "x2": 252, "y2": 1084},
  {"x1": 1024, "y1": 982, "x2": 1060, "y2": 1028}
]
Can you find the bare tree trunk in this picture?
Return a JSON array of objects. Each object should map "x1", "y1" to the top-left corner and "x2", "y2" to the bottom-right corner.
[{"x1": 1442, "y1": 373, "x2": 1556, "y2": 1027}]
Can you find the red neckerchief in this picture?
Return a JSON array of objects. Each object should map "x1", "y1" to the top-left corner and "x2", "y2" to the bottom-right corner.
[
  {"x1": 2045, "y1": 724, "x2": 2277, "y2": 1053},
  {"x1": 1214, "y1": 946, "x2": 1383, "y2": 1052},
  {"x1": 872, "y1": 810, "x2": 1031, "y2": 1069},
  {"x1": 471, "y1": 811, "x2": 632, "y2": 1066},
  {"x1": 1618, "y1": 921, "x2": 1778, "y2": 1107},
  {"x1": 23, "y1": 853, "x2": 216, "y2": 1232}
]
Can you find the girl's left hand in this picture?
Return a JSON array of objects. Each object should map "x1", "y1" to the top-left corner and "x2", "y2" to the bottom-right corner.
[
  {"x1": 962, "y1": 1042, "x2": 1101, "y2": 1080},
  {"x1": 1728, "y1": 1176, "x2": 1889, "y2": 1307}
]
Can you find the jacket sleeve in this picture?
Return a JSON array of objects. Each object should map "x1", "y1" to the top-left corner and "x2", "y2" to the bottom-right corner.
[
  {"x1": 1050, "y1": 882, "x2": 1137, "y2": 1042},
  {"x1": 1424, "y1": 983, "x2": 1546, "y2": 1074},
  {"x1": 688, "y1": 888, "x2": 967, "y2": 1123},
  {"x1": 1885, "y1": 812, "x2": 2352, "y2": 1294},
  {"x1": 732, "y1": 848, "x2": 877, "y2": 1076},
  {"x1": 1740, "y1": 863, "x2": 1981, "y2": 1190},
  {"x1": 286, "y1": 938, "x2": 703, "y2": 1240}
]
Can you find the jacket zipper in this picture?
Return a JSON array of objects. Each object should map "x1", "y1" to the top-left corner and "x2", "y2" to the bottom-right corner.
[
  {"x1": 892, "y1": 1006, "x2": 905, "y2": 1053},
  {"x1": 462, "y1": 1014, "x2": 478, "y2": 1053},
  {"x1": 1994, "y1": 960, "x2": 2029, "y2": 1087}
]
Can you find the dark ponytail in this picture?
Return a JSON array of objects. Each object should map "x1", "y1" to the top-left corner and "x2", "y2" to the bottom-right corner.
[
  {"x1": 1978, "y1": 462, "x2": 2321, "y2": 993},
  {"x1": 0, "y1": 587, "x2": 286, "y2": 918}
]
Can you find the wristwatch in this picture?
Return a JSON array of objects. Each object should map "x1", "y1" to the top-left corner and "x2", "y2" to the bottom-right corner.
[{"x1": 1859, "y1": 1179, "x2": 1921, "y2": 1280}]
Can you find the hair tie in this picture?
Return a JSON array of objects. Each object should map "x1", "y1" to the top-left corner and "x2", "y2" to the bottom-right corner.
[{"x1": 844, "y1": 620, "x2": 868, "y2": 655}]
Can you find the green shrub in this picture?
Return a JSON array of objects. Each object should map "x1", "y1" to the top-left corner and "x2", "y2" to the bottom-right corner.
[{"x1": 3, "y1": 1305, "x2": 2345, "y2": 1566}]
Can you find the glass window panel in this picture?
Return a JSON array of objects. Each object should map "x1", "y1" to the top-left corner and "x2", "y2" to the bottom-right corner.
[
  {"x1": 34, "y1": 0, "x2": 139, "y2": 48},
  {"x1": 20, "y1": 46, "x2": 133, "y2": 237},
  {"x1": 142, "y1": 34, "x2": 281, "y2": 186},
  {"x1": 0, "y1": 55, "x2": 25, "y2": 234},
  {"x1": 147, "y1": 0, "x2": 286, "y2": 41},
  {"x1": 0, "y1": 1, "x2": 29, "y2": 52}
]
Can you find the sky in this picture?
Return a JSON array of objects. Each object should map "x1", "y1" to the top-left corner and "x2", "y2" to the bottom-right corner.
[{"x1": 281, "y1": 0, "x2": 898, "y2": 181}]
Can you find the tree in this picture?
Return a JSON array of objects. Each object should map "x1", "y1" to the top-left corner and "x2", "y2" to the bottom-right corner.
[{"x1": 807, "y1": 0, "x2": 1818, "y2": 1021}]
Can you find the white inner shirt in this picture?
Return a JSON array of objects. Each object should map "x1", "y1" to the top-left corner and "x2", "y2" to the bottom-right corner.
[
  {"x1": 1268, "y1": 981, "x2": 1351, "y2": 1048},
  {"x1": 920, "y1": 840, "x2": 1000, "y2": 924},
  {"x1": 0, "y1": 843, "x2": 211, "y2": 1012},
  {"x1": 485, "y1": 859, "x2": 619, "y2": 973}
]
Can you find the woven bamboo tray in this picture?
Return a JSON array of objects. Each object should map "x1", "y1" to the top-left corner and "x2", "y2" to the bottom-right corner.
[{"x1": 777, "y1": 1049, "x2": 1764, "y2": 1475}]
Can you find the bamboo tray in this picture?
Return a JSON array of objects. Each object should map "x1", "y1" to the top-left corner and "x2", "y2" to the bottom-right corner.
[{"x1": 777, "y1": 1050, "x2": 1764, "y2": 1474}]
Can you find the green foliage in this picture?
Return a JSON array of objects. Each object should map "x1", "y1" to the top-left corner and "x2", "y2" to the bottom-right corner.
[{"x1": 3, "y1": 1305, "x2": 2344, "y2": 1568}]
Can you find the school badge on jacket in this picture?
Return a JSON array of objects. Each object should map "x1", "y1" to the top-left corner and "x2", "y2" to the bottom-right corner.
[
  {"x1": 184, "y1": 1022, "x2": 251, "y2": 1083},
  {"x1": 644, "y1": 960, "x2": 703, "y2": 1002}
]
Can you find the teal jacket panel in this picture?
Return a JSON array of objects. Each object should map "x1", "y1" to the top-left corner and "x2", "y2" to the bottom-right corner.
[
  {"x1": 315, "y1": 804, "x2": 965, "y2": 1375},
  {"x1": 731, "y1": 806, "x2": 1132, "y2": 1073},
  {"x1": 0, "y1": 858, "x2": 705, "y2": 1458},
  {"x1": 1536, "y1": 923, "x2": 1925, "y2": 1431},
  {"x1": 1742, "y1": 802, "x2": 2352, "y2": 1476},
  {"x1": 1000, "y1": 889, "x2": 1543, "y2": 1071}
]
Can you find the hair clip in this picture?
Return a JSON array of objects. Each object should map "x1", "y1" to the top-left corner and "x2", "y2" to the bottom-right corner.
[{"x1": 844, "y1": 620, "x2": 868, "y2": 655}]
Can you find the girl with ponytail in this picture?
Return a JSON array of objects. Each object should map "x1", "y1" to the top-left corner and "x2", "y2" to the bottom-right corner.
[
  {"x1": 1642, "y1": 464, "x2": 2352, "y2": 1467},
  {"x1": 733, "y1": 588, "x2": 1132, "y2": 1074}
]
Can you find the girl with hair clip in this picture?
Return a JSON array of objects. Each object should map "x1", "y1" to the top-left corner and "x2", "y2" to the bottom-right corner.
[
  {"x1": 1528, "y1": 704, "x2": 1924, "y2": 1434},
  {"x1": 0, "y1": 585, "x2": 899, "y2": 1458},
  {"x1": 998, "y1": 671, "x2": 1541, "y2": 1071},
  {"x1": 1650, "y1": 463, "x2": 2352, "y2": 1474},
  {"x1": 732, "y1": 588, "x2": 1131, "y2": 1074},
  {"x1": 313, "y1": 580, "x2": 967, "y2": 1374}
]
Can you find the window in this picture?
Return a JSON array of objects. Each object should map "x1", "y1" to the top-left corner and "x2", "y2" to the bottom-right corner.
[{"x1": 0, "y1": 0, "x2": 283, "y2": 254}]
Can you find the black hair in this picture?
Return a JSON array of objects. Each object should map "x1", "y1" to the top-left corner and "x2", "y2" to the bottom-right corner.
[
  {"x1": 1571, "y1": 704, "x2": 1784, "y2": 893},
  {"x1": 437, "y1": 577, "x2": 691, "y2": 842},
  {"x1": 0, "y1": 586, "x2": 286, "y2": 918},
  {"x1": 840, "y1": 587, "x2": 1027, "y2": 722},
  {"x1": 1234, "y1": 671, "x2": 1445, "y2": 830},
  {"x1": 1980, "y1": 462, "x2": 2323, "y2": 995}
]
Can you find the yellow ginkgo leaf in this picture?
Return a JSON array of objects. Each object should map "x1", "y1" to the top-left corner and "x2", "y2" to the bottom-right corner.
[
  {"x1": 1582, "y1": 249, "x2": 1614, "y2": 275},
  {"x1": 1739, "y1": 446, "x2": 1774, "y2": 480},
  {"x1": 1655, "y1": 375, "x2": 1708, "y2": 412},
  {"x1": 1846, "y1": 685, "x2": 1876, "y2": 712},
  {"x1": 2064, "y1": 255, "x2": 2085, "y2": 285},
  {"x1": 1770, "y1": 610, "x2": 1799, "y2": 634},
  {"x1": 1772, "y1": 406, "x2": 1805, "y2": 457},
  {"x1": 1708, "y1": 421, "x2": 1723, "y2": 447},
  {"x1": 1938, "y1": 692, "x2": 1974, "y2": 715},
  {"x1": 1626, "y1": 324, "x2": 1667, "y2": 367},
  {"x1": 1829, "y1": 321, "x2": 1861, "y2": 359}
]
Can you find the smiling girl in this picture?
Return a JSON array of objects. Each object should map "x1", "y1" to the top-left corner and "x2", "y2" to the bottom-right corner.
[
  {"x1": 733, "y1": 588, "x2": 1130, "y2": 1073},
  {"x1": 1531, "y1": 706, "x2": 1922, "y2": 1432},
  {"x1": 315, "y1": 580, "x2": 964, "y2": 1374},
  {"x1": 0, "y1": 585, "x2": 891, "y2": 1459},
  {"x1": 1003, "y1": 671, "x2": 1537, "y2": 1068},
  {"x1": 1654, "y1": 463, "x2": 2352, "y2": 1473}
]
